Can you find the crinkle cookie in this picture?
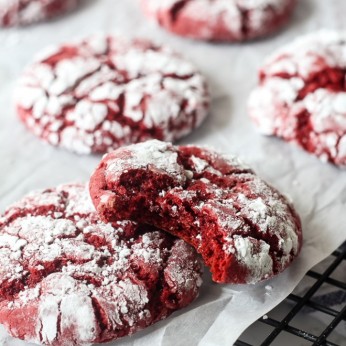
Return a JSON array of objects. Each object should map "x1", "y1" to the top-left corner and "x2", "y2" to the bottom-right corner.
[
  {"x1": 90, "y1": 140, "x2": 302, "y2": 284},
  {"x1": 141, "y1": 0, "x2": 296, "y2": 42},
  {"x1": 0, "y1": 183, "x2": 202, "y2": 345},
  {"x1": 248, "y1": 30, "x2": 346, "y2": 166},
  {"x1": 0, "y1": 0, "x2": 79, "y2": 27},
  {"x1": 15, "y1": 35, "x2": 209, "y2": 154}
]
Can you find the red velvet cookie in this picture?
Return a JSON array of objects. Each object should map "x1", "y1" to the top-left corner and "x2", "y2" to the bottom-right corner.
[
  {"x1": 15, "y1": 35, "x2": 209, "y2": 155},
  {"x1": 141, "y1": 0, "x2": 296, "y2": 42},
  {"x1": 0, "y1": 0, "x2": 79, "y2": 27},
  {"x1": 0, "y1": 183, "x2": 202, "y2": 345},
  {"x1": 90, "y1": 140, "x2": 302, "y2": 284},
  {"x1": 248, "y1": 30, "x2": 346, "y2": 166}
]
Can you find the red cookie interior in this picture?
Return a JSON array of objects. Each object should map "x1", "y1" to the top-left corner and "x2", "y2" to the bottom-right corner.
[{"x1": 90, "y1": 140, "x2": 302, "y2": 284}]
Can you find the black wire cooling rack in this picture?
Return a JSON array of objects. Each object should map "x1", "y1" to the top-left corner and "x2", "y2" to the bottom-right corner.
[{"x1": 234, "y1": 242, "x2": 346, "y2": 346}]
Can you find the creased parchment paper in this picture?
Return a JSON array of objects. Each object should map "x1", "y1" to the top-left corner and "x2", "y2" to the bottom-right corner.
[{"x1": 0, "y1": 0, "x2": 345, "y2": 345}]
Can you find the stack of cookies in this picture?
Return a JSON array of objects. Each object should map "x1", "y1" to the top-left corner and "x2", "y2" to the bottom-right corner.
[
  {"x1": 0, "y1": 139, "x2": 302, "y2": 345},
  {"x1": 1, "y1": 0, "x2": 344, "y2": 345}
]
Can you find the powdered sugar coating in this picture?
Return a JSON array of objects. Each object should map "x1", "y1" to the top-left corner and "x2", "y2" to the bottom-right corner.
[
  {"x1": 105, "y1": 141, "x2": 187, "y2": 184},
  {"x1": 248, "y1": 30, "x2": 346, "y2": 166},
  {"x1": 141, "y1": 0, "x2": 296, "y2": 42},
  {"x1": 0, "y1": 0, "x2": 79, "y2": 27},
  {"x1": 0, "y1": 183, "x2": 202, "y2": 346},
  {"x1": 15, "y1": 35, "x2": 209, "y2": 154},
  {"x1": 90, "y1": 140, "x2": 302, "y2": 284}
]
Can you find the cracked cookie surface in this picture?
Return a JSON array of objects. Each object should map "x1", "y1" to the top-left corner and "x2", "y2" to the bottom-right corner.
[
  {"x1": 141, "y1": 0, "x2": 296, "y2": 42},
  {"x1": 90, "y1": 140, "x2": 302, "y2": 284},
  {"x1": 248, "y1": 30, "x2": 346, "y2": 166},
  {"x1": 0, "y1": 183, "x2": 202, "y2": 346},
  {"x1": 0, "y1": 0, "x2": 79, "y2": 27},
  {"x1": 15, "y1": 35, "x2": 209, "y2": 154}
]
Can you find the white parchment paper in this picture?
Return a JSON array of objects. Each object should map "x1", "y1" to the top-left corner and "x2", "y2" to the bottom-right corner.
[{"x1": 0, "y1": 0, "x2": 345, "y2": 345}]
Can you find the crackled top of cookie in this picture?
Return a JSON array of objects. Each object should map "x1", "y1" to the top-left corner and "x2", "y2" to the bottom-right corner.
[
  {"x1": 90, "y1": 140, "x2": 302, "y2": 284},
  {"x1": 0, "y1": 183, "x2": 202, "y2": 345},
  {"x1": 146, "y1": 0, "x2": 290, "y2": 12},
  {"x1": 15, "y1": 34, "x2": 209, "y2": 154},
  {"x1": 0, "y1": 0, "x2": 79, "y2": 27},
  {"x1": 248, "y1": 30, "x2": 346, "y2": 166},
  {"x1": 142, "y1": 0, "x2": 295, "y2": 41}
]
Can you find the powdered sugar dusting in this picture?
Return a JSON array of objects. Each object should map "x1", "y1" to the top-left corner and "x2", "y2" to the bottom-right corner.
[
  {"x1": 0, "y1": 0, "x2": 79, "y2": 27},
  {"x1": 105, "y1": 140, "x2": 187, "y2": 185},
  {"x1": 92, "y1": 140, "x2": 302, "y2": 284},
  {"x1": 0, "y1": 183, "x2": 202, "y2": 345},
  {"x1": 232, "y1": 236, "x2": 273, "y2": 283},
  {"x1": 15, "y1": 35, "x2": 209, "y2": 154},
  {"x1": 201, "y1": 174, "x2": 300, "y2": 283},
  {"x1": 142, "y1": 0, "x2": 295, "y2": 41},
  {"x1": 217, "y1": 176, "x2": 300, "y2": 282},
  {"x1": 249, "y1": 30, "x2": 346, "y2": 166}
]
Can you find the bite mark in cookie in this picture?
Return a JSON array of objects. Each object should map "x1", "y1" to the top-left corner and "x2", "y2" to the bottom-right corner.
[{"x1": 90, "y1": 140, "x2": 302, "y2": 284}]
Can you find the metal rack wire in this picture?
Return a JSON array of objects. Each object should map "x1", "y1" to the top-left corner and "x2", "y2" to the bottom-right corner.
[{"x1": 234, "y1": 243, "x2": 346, "y2": 346}]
